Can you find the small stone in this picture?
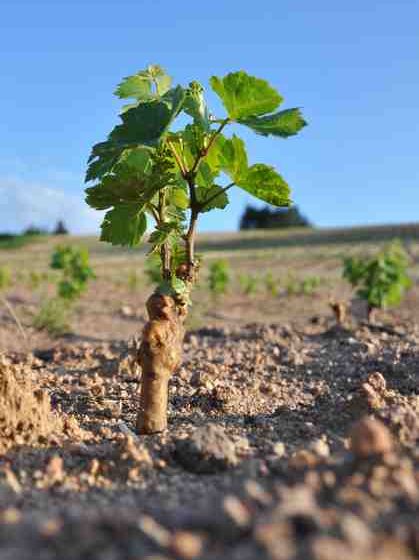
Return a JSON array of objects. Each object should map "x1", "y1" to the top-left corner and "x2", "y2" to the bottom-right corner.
[
  {"x1": 366, "y1": 372, "x2": 387, "y2": 392},
  {"x1": 170, "y1": 531, "x2": 203, "y2": 560},
  {"x1": 340, "y1": 514, "x2": 372, "y2": 549},
  {"x1": 322, "y1": 471, "x2": 336, "y2": 488},
  {"x1": 350, "y1": 417, "x2": 394, "y2": 459},
  {"x1": 212, "y1": 385, "x2": 236, "y2": 411},
  {"x1": 120, "y1": 305, "x2": 134, "y2": 317},
  {"x1": 244, "y1": 480, "x2": 273, "y2": 506},
  {"x1": 39, "y1": 518, "x2": 62, "y2": 538},
  {"x1": 254, "y1": 520, "x2": 295, "y2": 560},
  {"x1": 128, "y1": 467, "x2": 140, "y2": 481},
  {"x1": 139, "y1": 515, "x2": 170, "y2": 547},
  {"x1": 45, "y1": 455, "x2": 65, "y2": 484},
  {"x1": 309, "y1": 438, "x2": 330, "y2": 458},
  {"x1": 122, "y1": 435, "x2": 152, "y2": 464},
  {"x1": 360, "y1": 372, "x2": 388, "y2": 410},
  {"x1": 223, "y1": 495, "x2": 251, "y2": 528},
  {"x1": 272, "y1": 441, "x2": 286, "y2": 458},
  {"x1": 3, "y1": 467, "x2": 21, "y2": 494},
  {"x1": 89, "y1": 458, "x2": 100, "y2": 477},
  {"x1": 174, "y1": 425, "x2": 238, "y2": 474},
  {"x1": 1, "y1": 507, "x2": 21, "y2": 524},
  {"x1": 279, "y1": 484, "x2": 318, "y2": 517},
  {"x1": 188, "y1": 335, "x2": 199, "y2": 348},
  {"x1": 289, "y1": 449, "x2": 319, "y2": 469},
  {"x1": 311, "y1": 536, "x2": 352, "y2": 560},
  {"x1": 177, "y1": 367, "x2": 191, "y2": 382}
]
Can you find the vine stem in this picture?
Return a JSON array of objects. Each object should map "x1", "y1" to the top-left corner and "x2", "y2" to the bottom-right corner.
[
  {"x1": 190, "y1": 118, "x2": 229, "y2": 175},
  {"x1": 158, "y1": 190, "x2": 171, "y2": 280},
  {"x1": 182, "y1": 118, "x2": 231, "y2": 282},
  {"x1": 167, "y1": 141, "x2": 187, "y2": 177},
  {"x1": 184, "y1": 209, "x2": 198, "y2": 281}
]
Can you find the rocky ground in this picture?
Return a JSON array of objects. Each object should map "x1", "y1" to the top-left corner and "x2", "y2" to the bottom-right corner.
[{"x1": 0, "y1": 315, "x2": 418, "y2": 560}]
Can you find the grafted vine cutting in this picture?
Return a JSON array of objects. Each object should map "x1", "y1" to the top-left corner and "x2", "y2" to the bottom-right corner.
[{"x1": 85, "y1": 65, "x2": 306, "y2": 433}]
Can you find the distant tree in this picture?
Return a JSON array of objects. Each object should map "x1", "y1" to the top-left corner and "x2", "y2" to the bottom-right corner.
[
  {"x1": 23, "y1": 225, "x2": 48, "y2": 236},
  {"x1": 53, "y1": 220, "x2": 69, "y2": 235},
  {"x1": 239, "y1": 204, "x2": 311, "y2": 230}
]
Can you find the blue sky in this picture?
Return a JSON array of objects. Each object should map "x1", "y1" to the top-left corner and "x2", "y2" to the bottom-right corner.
[{"x1": 1, "y1": 0, "x2": 418, "y2": 234}]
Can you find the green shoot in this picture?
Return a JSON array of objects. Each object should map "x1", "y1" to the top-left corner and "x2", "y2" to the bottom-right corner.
[
  {"x1": 0, "y1": 267, "x2": 12, "y2": 291},
  {"x1": 51, "y1": 245, "x2": 95, "y2": 301},
  {"x1": 239, "y1": 273, "x2": 259, "y2": 295},
  {"x1": 264, "y1": 272, "x2": 278, "y2": 296},
  {"x1": 208, "y1": 260, "x2": 230, "y2": 296},
  {"x1": 343, "y1": 240, "x2": 412, "y2": 320}
]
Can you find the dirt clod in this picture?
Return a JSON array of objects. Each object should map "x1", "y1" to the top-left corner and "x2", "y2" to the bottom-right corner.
[
  {"x1": 174, "y1": 424, "x2": 238, "y2": 473},
  {"x1": 170, "y1": 531, "x2": 203, "y2": 560},
  {"x1": 350, "y1": 417, "x2": 394, "y2": 459},
  {"x1": 0, "y1": 359, "x2": 63, "y2": 452}
]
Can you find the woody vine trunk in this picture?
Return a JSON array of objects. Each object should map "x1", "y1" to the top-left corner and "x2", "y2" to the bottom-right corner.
[
  {"x1": 136, "y1": 207, "x2": 197, "y2": 434},
  {"x1": 136, "y1": 293, "x2": 186, "y2": 433}
]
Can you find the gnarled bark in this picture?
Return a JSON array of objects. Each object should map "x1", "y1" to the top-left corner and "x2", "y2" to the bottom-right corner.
[{"x1": 136, "y1": 293, "x2": 186, "y2": 434}]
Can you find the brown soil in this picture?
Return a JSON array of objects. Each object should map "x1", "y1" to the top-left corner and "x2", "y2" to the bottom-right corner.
[{"x1": 0, "y1": 319, "x2": 417, "y2": 559}]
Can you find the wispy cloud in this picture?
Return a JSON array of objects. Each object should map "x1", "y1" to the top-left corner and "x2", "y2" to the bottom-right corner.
[{"x1": 0, "y1": 177, "x2": 103, "y2": 234}]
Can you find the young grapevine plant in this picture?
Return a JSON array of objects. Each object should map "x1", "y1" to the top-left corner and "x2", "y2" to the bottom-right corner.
[
  {"x1": 343, "y1": 240, "x2": 412, "y2": 322},
  {"x1": 208, "y1": 260, "x2": 230, "y2": 296},
  {"x1": 85, "y1": 65, "x2": 306, "y2": 433},
  {"x1": 51, "y1": 245, "x2": 95, "y2": 301}
]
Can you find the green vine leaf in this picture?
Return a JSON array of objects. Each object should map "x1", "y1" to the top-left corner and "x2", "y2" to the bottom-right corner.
[
  {"x1": 109, "y1": 85, "x2": 185, "y2": 148},
  {"x1": 101, "y1": 205, "x2": 147, "y2": 247},
  {"x1": 239, "y1": 108, "x2": 307, "y2": 138},
  {"x1": 196, "y1": 185, "x2": 229, "y2": 212},
  {"x1": 196, "y1": 161, "x2": 217, "y2": 188},
  {"x1": 210, "y1": 71, "x2": 282, "y2": 120},
  {"x1": 85, "y1": 173, "x2": 148, "y2": 211},
  {"x1": 184, "y1": 81, "x2": 211, "y2": 131},
  {"x1": 85, "y1": 151, "x2": 165, "y2": 211},
  {"x1": 85, "y1": 141, "x2": 125, "y2": 182},
  {"x1": 148, "y1": 221, "x2": 184, "y2": 253},
  {"x1": 237, "y1": 164, "x2": 291, "y2": 207},
  {"x1": 120, "y1": 148, "x2": 153, "y2": 172},
  {"x1": 170, "y1": 184, "x2": 189, "y2": 209},
  {"x1": 218, "y1": 134, "x2": 248, "y2": 183},
  {"x1": 114, "y1": 65, "x2": 172, "y2": 100},
  {"x1": 115, "y1": 75, "x2": 154, "y2": 102},
  {"x1": 182, "y1": 124, "x2": 208, "y2": 158}
]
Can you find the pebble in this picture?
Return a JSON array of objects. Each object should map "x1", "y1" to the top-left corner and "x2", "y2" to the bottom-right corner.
[
  {"x1": 340, "y1": 514, "x2": 372, "y2": 549},
  {"x1": 120, "y1": 305, "x2": 134, "y2": 317},
  {"x1": 170, "y1": 531, "x2": 203, "y2": 560},
  {"x1": 45, "y1": 455, "x2": 65, "y2": 484},
  {"x1": 350, "y1": 417, "x2": 394, "y2": 458},
  {"x1": 1, "y1": 508, "x2": 21, "y2": 524},
  {"x1": 223, "y1": 495, "x2": 251, "y2": 528},
  {"x1": 272, "y1": 441, "x2": 286, "y2": 457},
  {"x1": 309, "y1": 438, "x2": 330, "y2": 458},
  {"x1": 174, "y1": 424, "x2": 238, "y2": 474}
]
